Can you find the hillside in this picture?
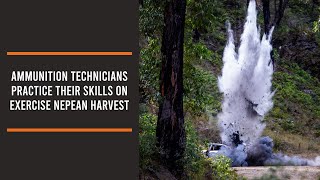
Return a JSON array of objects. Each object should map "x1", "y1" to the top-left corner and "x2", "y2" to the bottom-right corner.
[{"x1": 139, "y1": 0, "x2": 320, "y2": 178}]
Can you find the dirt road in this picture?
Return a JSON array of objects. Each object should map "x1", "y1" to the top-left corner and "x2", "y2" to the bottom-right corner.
[{"x1": 233, "y1": 166, "x2": 320, "y2": 180}]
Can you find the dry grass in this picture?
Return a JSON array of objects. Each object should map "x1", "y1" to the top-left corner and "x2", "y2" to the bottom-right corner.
[
  {"x1": 190, "y1": 112, "x2": 320, "y2": 158},
  {"x1": 264, "y1": 129, "x2": 320, "y2": 158}
]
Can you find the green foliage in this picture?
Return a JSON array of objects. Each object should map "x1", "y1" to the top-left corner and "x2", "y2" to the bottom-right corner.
[
  {"x1": 138, "y1": 112, "x2": 207, "y2": 178},
  {"x1": 272, "y1": 136, "x2": 287, "y2": 151},
  {"x1": 273, "y1": 62, "x2": 320, "y2": 114},
  {"x1": 139, "y1": 0, "x2": 225, "y2": 116},
  {"x1": 270, "y1": 107, "x2": 289, "y2": 120},
  {"x1": 183, "y1": 119, "x2": 239, "y2": 179},
  {"x1": 313, "y1": 8, "x2": 320, "y2": 40},
  {"x1": 139, "y1": 38, "x2": 161, "y2": 103},
  {"x1": 279, "y1": 119, "x2": 296, "y2": 132},
  {"x1": 268, "y1": 60, "x2": 320, "y2": 135},
  {"x1": 210, "y1": 156, "x2": 238, "y2": 180},
  {"x1": 186, "y1": 0, "x2": 227, "y2": 32},
  {"x1": 139, "y1": 0, "x2": 320, "y2": 179},
  {"x1": 139, "y1": 113, "x2": 157, "y2": 169},
  {"x1": 139, "y1": 38, "x2": 222, "y2": 117},
  {"x1": 184, "y1": 65, "x2": 221, "y2": 116},
  {"x1": 273, "y1": 0, "x2": 320, "y2": 46},
  {"x1": 139, "y1": 113, "x2": 239, "y2": 179},
  {"x1": 183, "y1": 119, "x2": 208, "y2": 178},
  {"x1": 313, "y1": 19, "x2": 320, "y2": 33},
  {"x1": 183, "y1": 38, "x2": 222, "y2": 115},
  {"x1": 139, "y1": 0, "x2": 164, "y2": 37},
  {"x1": 184, "y1": 40, "x2": 214, "y2": 62}
]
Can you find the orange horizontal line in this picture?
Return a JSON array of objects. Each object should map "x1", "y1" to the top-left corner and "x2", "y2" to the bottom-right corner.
[
  {"x1": 6, "y1": 52, "x2": 133, "y2": 56},
  {"x1": 7, "y1": 128, "x2": 132, "y2": 133}
]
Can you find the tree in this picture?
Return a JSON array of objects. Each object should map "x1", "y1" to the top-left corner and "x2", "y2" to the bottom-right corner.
[
  {"x1": 156, "y1": 0, "x2": 187, "y2": 172},
  {"x1": 261, "y1": 0, "x2": 289, "y2": 66},
  {"x1": 274, "y1": 0, "x2": 289, "y2": 26},
  {"x1": 262, "y1": 0, "x2": 271, "y2": 35},
  {"x1": 262, "y1": 0, "x2": 289, "y2": 35}
]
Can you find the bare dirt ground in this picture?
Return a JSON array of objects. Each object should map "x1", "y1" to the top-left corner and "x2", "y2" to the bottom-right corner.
[{"x1": 233, "y1": 166, "x2": 320, "y2": 180}]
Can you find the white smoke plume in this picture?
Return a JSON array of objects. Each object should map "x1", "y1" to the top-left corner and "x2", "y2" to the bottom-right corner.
[
  {"x1": 218, "y1": 0, "x2": 274, "y2": 149},
  {"x1": 215, "y1": 0, "x2": 320, "y2": 167},
  {"x1": 247, "y1": 136, "x2": 320, "y2": 166}
]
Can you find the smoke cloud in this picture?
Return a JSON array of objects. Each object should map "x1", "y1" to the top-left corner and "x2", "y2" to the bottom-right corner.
[
  {"x1": 218, "y1": 0, "x2": 274, "y2": 151},
  {"x1": 215, "y1": 0, "x2": 320, "y2": 167}
]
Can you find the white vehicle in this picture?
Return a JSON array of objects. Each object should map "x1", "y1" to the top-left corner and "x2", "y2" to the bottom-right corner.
[{"x1": 202, "y1": 143, "x2": 230, "y2": 157}]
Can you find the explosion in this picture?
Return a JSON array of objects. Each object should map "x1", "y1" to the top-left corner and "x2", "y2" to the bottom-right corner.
[{"x1": 217, "y1": 0, "x2": 320, "y2": 167}]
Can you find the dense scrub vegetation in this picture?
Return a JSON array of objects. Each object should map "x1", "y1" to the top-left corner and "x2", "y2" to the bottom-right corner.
[
  {"x1": 139, "y1": 0, "x2": 320, "y2": 179},
  {"x1": 264, "y1": 0, "x2": 320, "y2": 154}
]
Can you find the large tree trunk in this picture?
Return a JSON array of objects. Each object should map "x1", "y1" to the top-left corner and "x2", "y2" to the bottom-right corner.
[
  {"x1": 262, "y1": 0, "x2": 289, "y2": 35},
  {"x1": 262, "y1": 0, "x2": 289, "y2": 66},
  {"x1": 156, "y1": 0, "x2": 186, "y2": 172},
  {"x1": 262, "y1": 0, "x2": 271, "y2": 35},
  {"x1": 275, "y1": 0, "x2": 289, "y2": 26}
]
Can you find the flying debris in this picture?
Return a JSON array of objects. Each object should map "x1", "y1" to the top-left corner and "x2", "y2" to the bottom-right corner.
[
  {"x1": 218, "y1": 0, "x2": 273, "y2": 150},
  {"x1": 215, "y1": 0, "x2": 320, "y2": 167},
  {"x1": 231, "y1": 131, "x2": 244, "y2": 147},
  {"x1": 245, "y1": 98, "x2": 263, "y2": 116}
]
